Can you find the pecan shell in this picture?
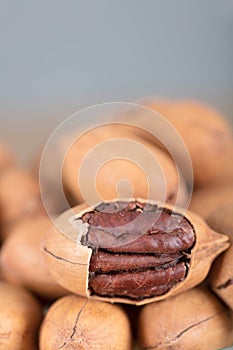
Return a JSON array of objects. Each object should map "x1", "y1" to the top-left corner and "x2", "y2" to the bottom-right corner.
[{"x1": 42, "y1": 199, "x2": 229, "y2": 306}]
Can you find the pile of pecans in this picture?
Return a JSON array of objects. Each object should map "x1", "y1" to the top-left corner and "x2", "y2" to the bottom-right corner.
[{"x1": 0, "y1": 99, "x2": 233, "y2": 350}]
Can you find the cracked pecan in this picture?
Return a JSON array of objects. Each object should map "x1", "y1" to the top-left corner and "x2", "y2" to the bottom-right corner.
[
  {"x1": 43, "y1": 199, "x2": 229, "y2": 306},
  {"x1": 138, "y1": 287, "x2": 233, "y2": 350},
  {"x1": 39, "y1": 294, "x2": 132, "y2": 350}
]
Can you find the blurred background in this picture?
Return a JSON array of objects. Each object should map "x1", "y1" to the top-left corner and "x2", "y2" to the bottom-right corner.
[{"x1": 1, "y1": 0, "x2": 233, "y2": 161}]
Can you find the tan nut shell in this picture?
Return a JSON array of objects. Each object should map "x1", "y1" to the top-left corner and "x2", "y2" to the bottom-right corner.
[
  {"x1": 0, "y1": 167, "x2": 44, "y2": 235},
  {"x1": 62, "y1": 124, "x2": 186, "y2": 205},
  {"x1": 0, "y1": 215, "x2": 68, "y2": 299},
  {"x1": 42, "y1": 199, "x2": 229, "y2": 306},
  {"x1": 40, "y1": 294, "x2": 132, "y2": 350},
  {"x1": 0, "y1": 282, "x2": 43, "y2": 350},
  {"x1": 138, "y1": 287, "x2": 233, "y2": 350},
  {"x1": 0, "y1": 141, "x2": 15, "y2": 172},
  {"x1": 207, "y1": 203, "x2": 233, "y2": 310},
  {"x1": 189, "y1": 183, "x2": 233, "y2": 220},
  {"x1": 123, "y1": 99, "x2": 233, "y2": 186}
]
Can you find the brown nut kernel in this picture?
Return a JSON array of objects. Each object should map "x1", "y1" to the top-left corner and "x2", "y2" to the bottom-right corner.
[
  {"x1": 0, "y1": 215, "x2": 68, "y2": 299},
  {"x1": 207, "y1": 203, "x2": 233, "y2": 310},
  {"x1": 42, "y1": 199, "x2": 229, "y2": 305},
  {"x1": 39, "y1": 294, "x2": 132, "y2": 350},
  {"x1": 0, "y1": 281, "x2": 43, "y2": 350},
  {"x1": 138, "y1": 287, "x2": 233, "y2": 350},
  {"x1": 62, "y1": 124, "x2": 187, "y2": 205}
]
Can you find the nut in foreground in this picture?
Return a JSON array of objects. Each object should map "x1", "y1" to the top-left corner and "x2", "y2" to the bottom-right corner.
[
  {"x1": 138, "y1": 287, "x2": 233, "y2": 350},
  {"x1": 42, "y1": 198, "x2": 229, "y2": 305},
  {"x1": 40, "y1": 294, "x2": 132, "y2": 350}
]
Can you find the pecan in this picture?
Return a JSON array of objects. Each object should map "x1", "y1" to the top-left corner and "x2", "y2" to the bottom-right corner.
[
  {"x1": 207, "y1": 203, "x2": 233, "y2": 310},
  {"x1": 43, "y1": 199, "x2": 229, "y2": 305},
  {"x1": 138, "y1": 287, "x2": 233, "y2": 350},
  {"x1": 39, "y1": 295, "x2": 132, "y2": 350}
]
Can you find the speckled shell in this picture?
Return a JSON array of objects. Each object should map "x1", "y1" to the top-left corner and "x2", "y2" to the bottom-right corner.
[{"x1": 42, "y1": 198, "x2": 229, "y2": 306}]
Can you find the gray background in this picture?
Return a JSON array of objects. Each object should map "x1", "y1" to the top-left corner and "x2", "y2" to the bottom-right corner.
[{"x1": 1, "y1": 0, "x2": 233, "y2": 161}]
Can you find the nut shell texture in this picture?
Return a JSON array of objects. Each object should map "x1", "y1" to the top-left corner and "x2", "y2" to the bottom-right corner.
[
  {"x1": 40, "y1": 294, "x2": 132, "y2": 350},
  {"x1": 0, "y1": 282, "x2": 42, "y2": 350},
  {"x1": 138, "y1": 287, "x2": 233, "y2": 350}
]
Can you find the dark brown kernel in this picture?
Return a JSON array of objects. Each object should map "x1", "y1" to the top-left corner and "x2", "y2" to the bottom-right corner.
[
  {"x1": 90, "y1": 251, "x2": 183, "y2": 273},
  {"x1": 89, "y1": 262, "x2": 187, "y2": 299},
  {"x1": 80, "y1": 200, "x2": 195, "y2": 300}
]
